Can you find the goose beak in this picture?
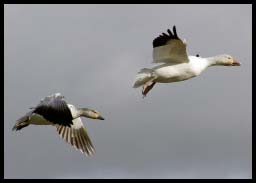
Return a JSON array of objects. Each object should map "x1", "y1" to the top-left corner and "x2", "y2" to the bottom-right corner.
[
  {"x1": 232, "y1": 58, "x2": 241, "y2": 66},
  {"x1": 97, "y1": 115, "x2": 104, "y2": 120}
]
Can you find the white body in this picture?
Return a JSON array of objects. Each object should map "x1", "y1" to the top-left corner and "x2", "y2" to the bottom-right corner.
[
  {"x1": 133, "y1": 56, "x2": 210, "y2": 88},
  {"x1": 153, "y1": 56, "x2": 209, "y2": 83}
]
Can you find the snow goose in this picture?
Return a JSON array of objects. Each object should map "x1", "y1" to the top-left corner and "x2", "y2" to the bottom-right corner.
[
  {"x1": 133, "y1": 26, "x2": 240, "y2": 97},
  {"x1": 12, "y1": 93, "x2": 104, "y2": 156}
]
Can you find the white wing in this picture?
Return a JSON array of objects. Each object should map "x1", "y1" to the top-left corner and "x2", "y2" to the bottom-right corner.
[
  {"x1": 55, "y1": 117, "x2": 95, "y2": 156},
  {"x1": 152, "y1": 26, "x2": 189, "y2": 64}
]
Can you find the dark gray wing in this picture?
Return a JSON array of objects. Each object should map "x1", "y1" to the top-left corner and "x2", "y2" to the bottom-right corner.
[{"x1": 33, "y1": 93, "x2": 73, "y2": 127}]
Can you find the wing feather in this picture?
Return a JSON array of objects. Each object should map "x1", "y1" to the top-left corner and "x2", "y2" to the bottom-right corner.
[
  {"x1": 33, "y1": 93, "x2": 73, "y2": 126},
  {"x1": 56, "y1": 117, "x2": 95, "y2": 156},
  {"x1": 152, "y1": 26, "x2": 189, "y2": 64}
]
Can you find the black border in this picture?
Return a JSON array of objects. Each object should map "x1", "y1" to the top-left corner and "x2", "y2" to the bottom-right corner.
[{"x1": 3, "y1": 2, "x2": 253, "y2": 181}]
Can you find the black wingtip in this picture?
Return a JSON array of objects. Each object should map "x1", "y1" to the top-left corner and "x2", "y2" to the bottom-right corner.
[
  {"x1": 162, "y1": 33, "x2": 168, "y2": 36},
  {"x1": 167, "y1": 29, "x2": 173, "y2": 36},
  {"x1": 153, "y1": 25, "x2": 180, "y2": 48},
  {"x1": 173, "y1": 26, "x2": 177, "y2": 37}
]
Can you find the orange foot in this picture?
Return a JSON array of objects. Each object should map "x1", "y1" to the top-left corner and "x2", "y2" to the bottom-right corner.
[{"x1": 142, "y1": 82, "x2": 156, "y2": 98}]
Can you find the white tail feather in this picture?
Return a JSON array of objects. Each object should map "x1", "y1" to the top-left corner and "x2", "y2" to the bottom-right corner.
[{"x1": 133, "y1": 68, "x2": 156, "y2": 88}]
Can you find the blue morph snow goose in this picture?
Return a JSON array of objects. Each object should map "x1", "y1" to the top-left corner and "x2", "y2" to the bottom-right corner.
[
  {"x1": 133, "y1": 26, "x2": 240, "y2": 97},
  {"x1": 12, "y1": 93, "x2": 104, "y2": 156}
]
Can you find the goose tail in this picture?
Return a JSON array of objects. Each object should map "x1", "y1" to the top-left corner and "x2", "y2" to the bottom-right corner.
[
  {"x1": 12, "y1": 112, "x2": 32, "y2": 131},
  {"x1": 133, "y1": 68, "x2": 156, "y2": 88}
]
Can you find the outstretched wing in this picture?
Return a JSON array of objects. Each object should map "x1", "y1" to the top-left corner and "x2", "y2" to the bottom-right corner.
[
  {"x1": 33, "y1": 93, "x2": 73, "y2": 127},
  {"x1": 152, "y1": 26, "x2": 189, "y2": 64},
  {"x1": 55, "y1": 117, "x2": 95, "y2": 156}
]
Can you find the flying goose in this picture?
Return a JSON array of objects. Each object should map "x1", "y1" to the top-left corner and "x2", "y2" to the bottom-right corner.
[
  {"x1": 12, "y1": 93, "x2": 104, "y2": 156},
  {"x1": 133, "y1": 26, "x2": 240, "y2": 97}
]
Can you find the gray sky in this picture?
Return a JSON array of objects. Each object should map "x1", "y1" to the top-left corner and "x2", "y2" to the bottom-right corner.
[{"x1": 4, "y1": 4, "x2": 251, "y2": 179}]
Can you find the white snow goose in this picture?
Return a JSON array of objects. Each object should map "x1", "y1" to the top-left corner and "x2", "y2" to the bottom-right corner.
[
  {"x1": 133, "y1": 26, "x2": 240, "y2": 97},
  {"x1": 12, "y1": 93, "x2": 104, "y2": 156}
]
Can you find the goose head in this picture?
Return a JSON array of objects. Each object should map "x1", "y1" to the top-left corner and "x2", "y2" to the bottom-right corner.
[
  {"x1": 78, "y1": 108, "x2": 104, "y2": 120},
  {"x1": 211, "y1": 54, "x2": 241, "y2": 66}
]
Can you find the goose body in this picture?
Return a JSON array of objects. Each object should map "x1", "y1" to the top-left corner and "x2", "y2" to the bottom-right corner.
[
  {"x1": 133, "y1": 26, "x2": 240, "y2": 97},
  {"x1": 152, "y1": 56, "x2": 208, "y2": 83},
  {"x1": 12, "y1": 93, "x2": 104, "y2": 156}
]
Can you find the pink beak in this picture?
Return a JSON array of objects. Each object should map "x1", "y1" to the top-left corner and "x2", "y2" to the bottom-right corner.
[{"x1": 232, "y1": 58, "x2": 241, "y2": 66}]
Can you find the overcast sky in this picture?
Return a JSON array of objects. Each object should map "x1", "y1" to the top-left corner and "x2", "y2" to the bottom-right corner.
[{"x1": 4, "y1": 4, "x2": 251, "y2": 179}]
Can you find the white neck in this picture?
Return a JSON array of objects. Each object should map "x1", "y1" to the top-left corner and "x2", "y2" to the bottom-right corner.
[
  {"x1": 190, "y1": 56, "x2": 225, "y2": 71},
  {"x1": 189, "y1": 56, "x2": 211, "y2": 75},
  {"x1": 206, "y1": 56, "x2": 226, "y2": 66}
]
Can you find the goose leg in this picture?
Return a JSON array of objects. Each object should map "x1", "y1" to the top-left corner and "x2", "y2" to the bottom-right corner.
[{"x1": 142, "y1": 82, "x2": 156, "y2": 98}]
